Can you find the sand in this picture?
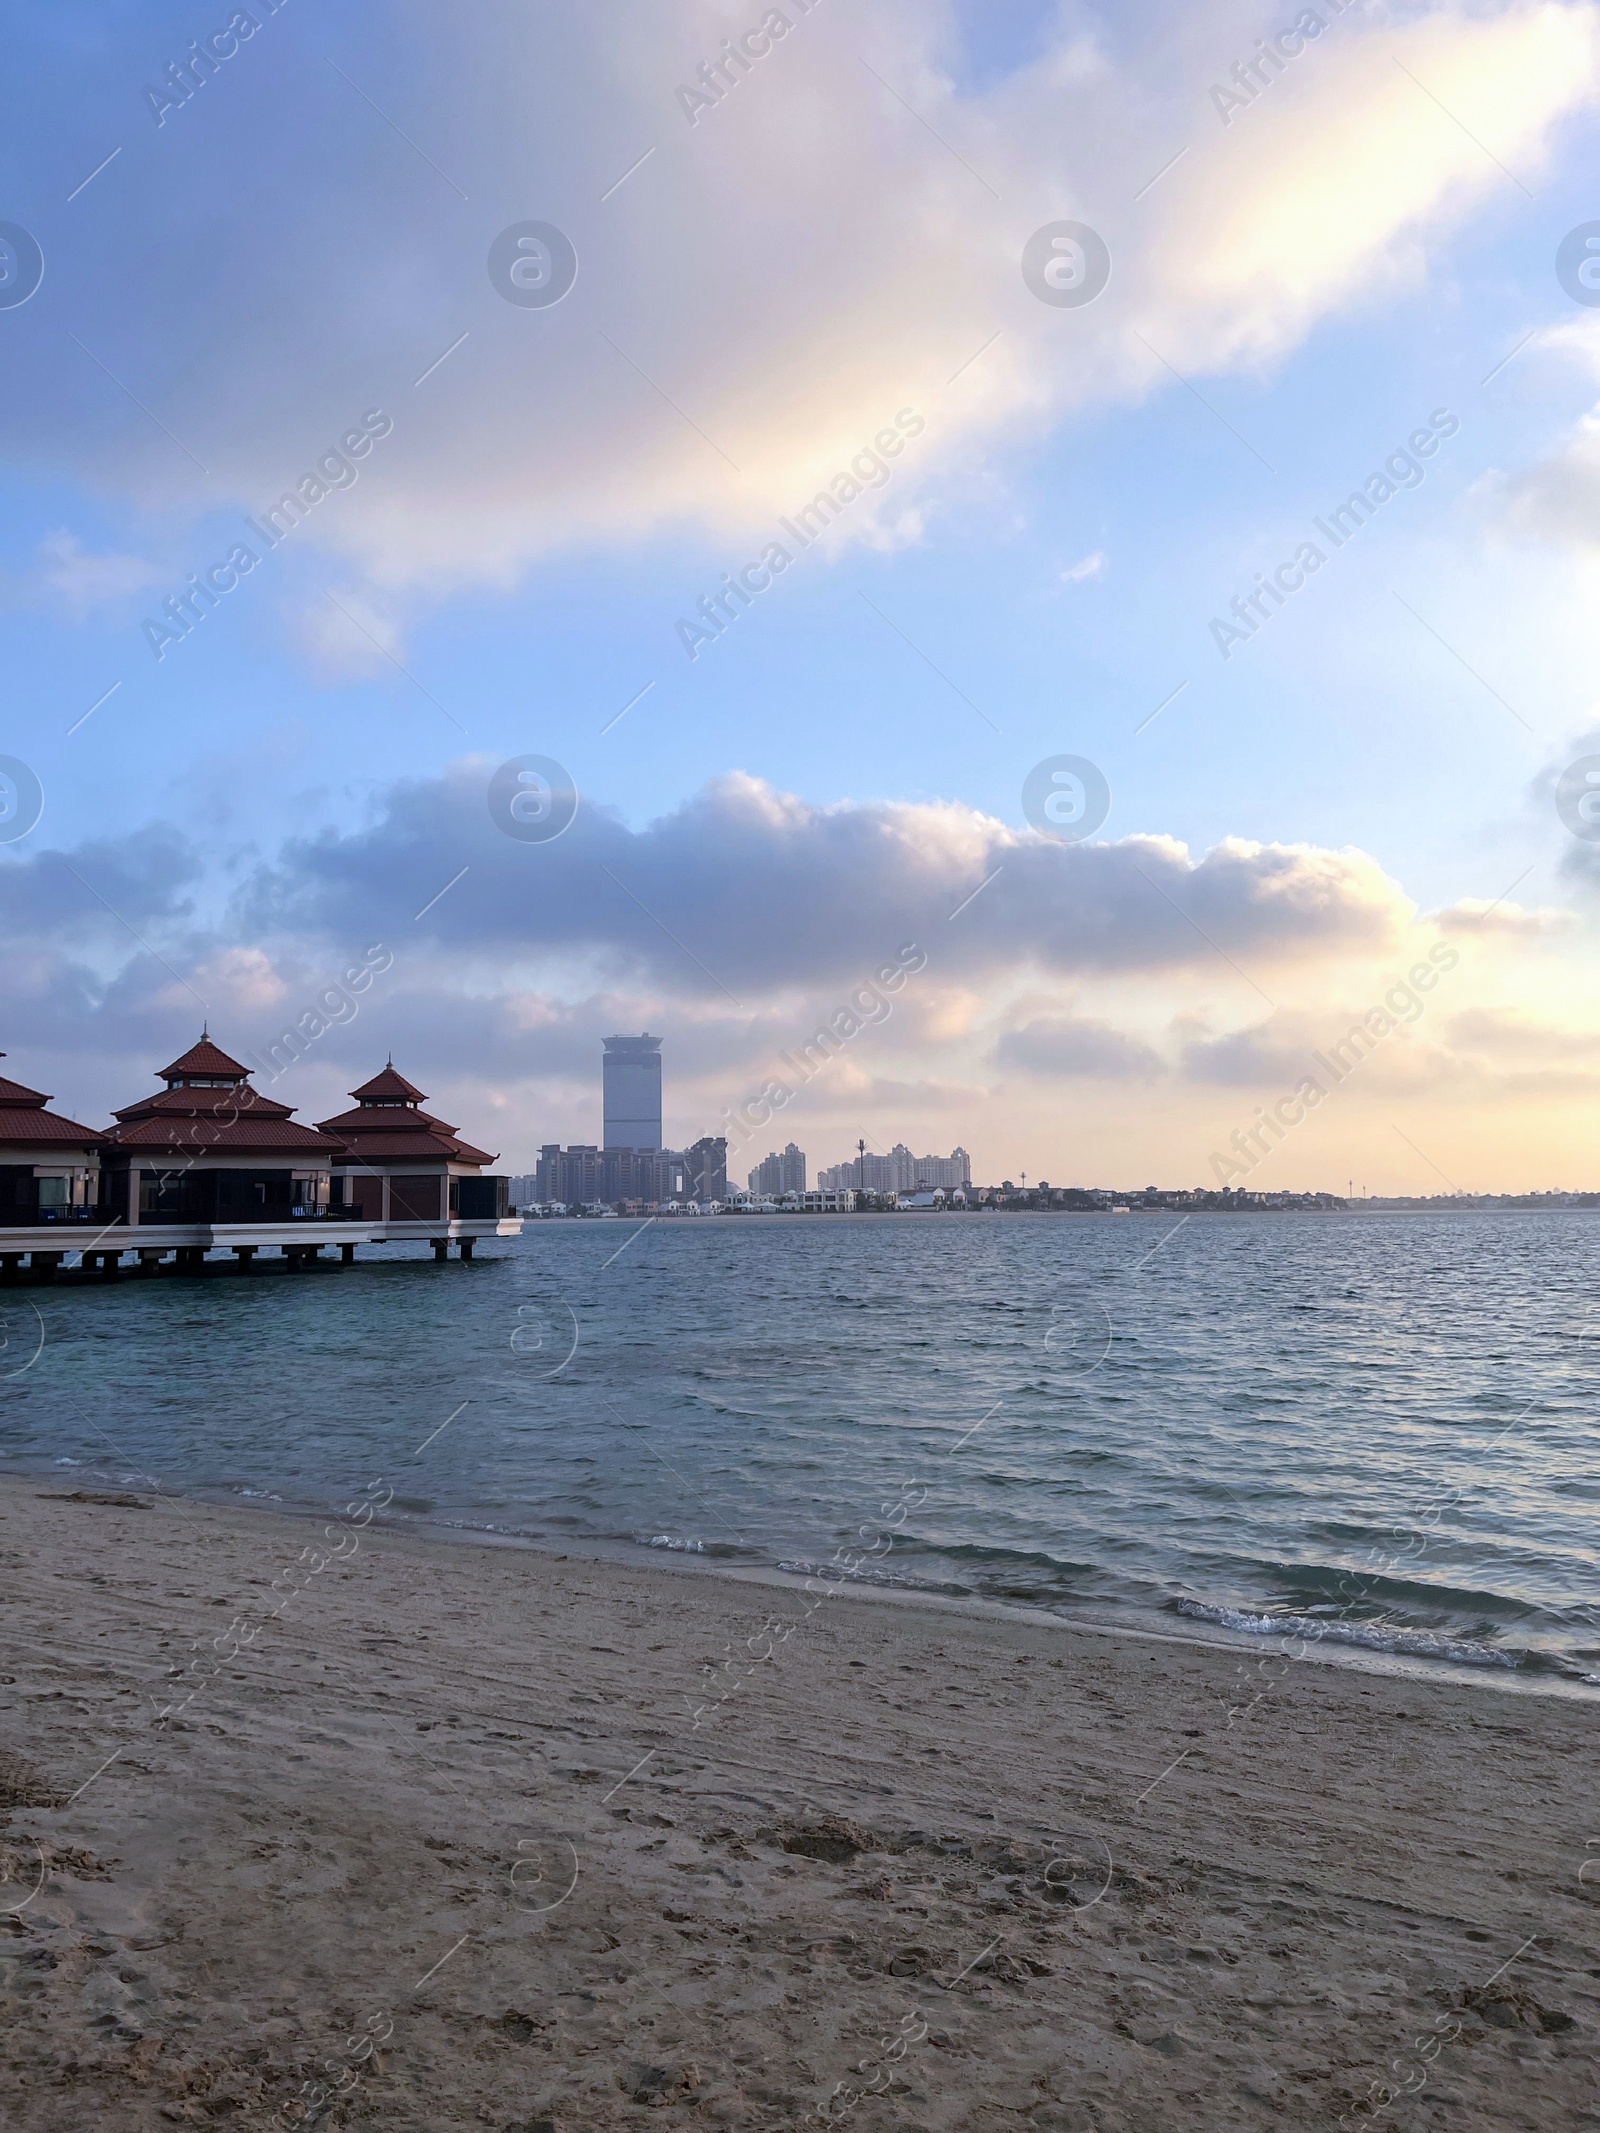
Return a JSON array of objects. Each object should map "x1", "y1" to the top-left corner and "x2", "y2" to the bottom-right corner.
[{"x1": 1, "y1": 1476, "x2": 1597, "y2": 2132}]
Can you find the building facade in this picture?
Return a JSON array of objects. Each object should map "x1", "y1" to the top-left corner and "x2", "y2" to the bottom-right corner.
[
  {"x1": 317, "y1": 1064, "x2": 509, "y2": 1223},
  {"x1": 531, "y1": 1135, "x2": 728, "y2": 1208},
  {"x1": 748, "y1": 1143, "x2": 807, "y2": 1195},
  {"x1": 0, "y1": 1057, "x2": 102, "y2": 1225},
  {"x1": 817, "y1": 1145, "x2": 971, "y2": 1193},
  {"x1": 0, "y1": 1035, "x2": 520, "y2": 1274},
  {"x1": 100, "y1": 1037, "x2": 340, "y2": 1225},
  {"x1": 602, "y1": 1034, "x2": 662, "y2": 1150}
]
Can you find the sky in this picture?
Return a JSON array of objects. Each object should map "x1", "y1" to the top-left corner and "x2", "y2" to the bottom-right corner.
[{"x1": 4, "y1": 0, "x2": 1600, "y2": 1192}]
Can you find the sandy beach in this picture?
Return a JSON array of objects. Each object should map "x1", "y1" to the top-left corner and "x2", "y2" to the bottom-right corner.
[{"x1": 1, "y1": 1476, "x2": 1596, "y2": 2132}]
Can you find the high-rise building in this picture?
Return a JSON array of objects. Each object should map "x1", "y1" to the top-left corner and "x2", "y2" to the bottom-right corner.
[
  {"x1": 602, "y1": 1034, "x2": 662, "y2": 1150},
  {"x1": 818, "y1": 1145, "x2": 971, "y2": 1192},
  {"x1": 528, "y1": 1140, "x2": 726, "y2": 1208},
  {"x1": 536, "y1": 1143, "x2": 601, "y2": 1205},
  {"x1": 748, "y1": 1143, "x2": 807, "y2": 1195},
  {"x1": 686, "y1": 1136, "x2": 728, "y2": 1203}
]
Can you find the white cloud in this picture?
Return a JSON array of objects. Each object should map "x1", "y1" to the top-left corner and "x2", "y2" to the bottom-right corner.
[
  {"x1": 1446, "y1": 1005, "x2": 1600, "y2": 1058},
  {"x1": 1432, "y1": 897, "x2": 1573, "y2": 935},
  {"x1": 15, "y1": 0, "x2": 1597, "y2": 612},
  {"x1": 295, "y1": 587, "x2": 409, "y2": 682},
  {"x1": 237, "y1": 766, "x2": 1415, "y2": 992},
  {"x1": 997, "y1": 1011, "x2": 1163, "y2": 1078},
  {"x1": 1060, "y1": 550, "x2": 1107, "y2": 583},
  {"x1": 18, "y1": 532, "x2": 162, "y2": 618}
]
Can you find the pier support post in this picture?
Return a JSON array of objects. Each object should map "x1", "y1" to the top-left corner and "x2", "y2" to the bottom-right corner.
[
  {"x1": 175, "y1": 1247, "x2": 204, "y2": 1274},
  {"x1": 233, "y1": 1246, "x2": 258, "y2": 1271},
  {"x1": 30, "y1": 1252, "x2": 61, "y2": 1281},
  {"x1": 457, "y1": 1237, "x2": 475, "y2": 1260},
  {"x1": 431, "y1": 1238, "x2": 449, "y2": 1262},
  {"x1": 137, "y1": 1249, "x2": 164, "y2": 1271},
  {"x1": 339, "y1": 1242, "x2": 356, "y2": 1265},
  {"x1": 0, "y1": 1254, "x2": 20, "y2": 1282}
]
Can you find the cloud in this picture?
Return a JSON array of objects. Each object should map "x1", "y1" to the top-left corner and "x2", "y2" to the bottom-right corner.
[
  {"x1": 1432, "y1": 897, "x2": 1573, "y2": 935},
  {"x1": 235, "y1": 766, "x2": 1414, "y2": 993},
  {"x1": 15, "y1": 532, "x2": 164, "y2": 619},
  {"x1": 1534, "y1": 731, "x2": 1600, "y2": 889},
  {"x1": 1446, "y1": 1006, "x2": 1600, "y2": 1059},
  {"x1": 1502, "y1": 411, "x2": 1600, "y2": 548},
  {"x1": 10, "y1": 0, "x2": 1596, "y2": 620},
  {"x1": 295, "y1": 587, "x2": 409, "y2": 682},
  {"x1": 1181, "y1": 995, "x2": 1448, "y2": 1089},
  {"x1": 0, "y1": 825, "x2": 200, "y2": 939},
  {"x1": 1060, "y1": 550, "x2": 1107, "y2": 583},
  {"x1": 1499, "y1": 315, "x2": 1600, "y2": 547},
  {"x1": 997, "y1": 1012, "x2": 1163, "y2": 1078},
  {"x1": 1181, "y1": 1013, "x2": 1324, "y2": 1087}
]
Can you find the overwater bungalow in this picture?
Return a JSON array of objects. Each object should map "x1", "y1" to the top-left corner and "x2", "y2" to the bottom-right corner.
[
  {"x1": 0, "y1": 1035, "x2": 519, "y2": 1280},
  {"x1": 0, "y1": 1057, "x2": 103, "y2": 1226},
  {"x1": 317, "y1": 1063, "x2": 511, "y2": 1226}
]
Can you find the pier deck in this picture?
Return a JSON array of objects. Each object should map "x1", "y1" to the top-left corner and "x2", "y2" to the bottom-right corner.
[{"x1": 0, "y1": 1217, "x2": 523, "y2": 1279}]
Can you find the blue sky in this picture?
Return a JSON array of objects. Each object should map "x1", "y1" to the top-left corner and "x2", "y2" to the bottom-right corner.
[{"x1": 5, "y1": 0, "x2": 1600, "y2": 1189}]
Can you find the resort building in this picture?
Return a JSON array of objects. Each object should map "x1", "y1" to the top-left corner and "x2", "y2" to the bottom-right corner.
[
  {"x1": 0, "y1": 1056, "x2": 102, "y2": 1225},
  {"x1": 0, "y1": 1035, "x2": 519, "y2": 1278},
  {"x1": 317, "y1": 1064, "x2": 510, "y2": 1224},
  {"x1": 100, "y1": 1036, "x2": 338, "y2": 1225}
]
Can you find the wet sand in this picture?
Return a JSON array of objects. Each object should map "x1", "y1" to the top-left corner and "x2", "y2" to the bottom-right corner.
[{"x1": 1, "y1": 1475, "x2": 1597, "y2": 2131}]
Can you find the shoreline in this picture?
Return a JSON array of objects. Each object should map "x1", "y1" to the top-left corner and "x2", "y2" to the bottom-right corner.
[
  {"x1": 2, "y1": 1473, "x2": 1596, "y2": 2130},
  {"x1": 7, "y1": 1462, "x2": 1592, "y2": 1708}
]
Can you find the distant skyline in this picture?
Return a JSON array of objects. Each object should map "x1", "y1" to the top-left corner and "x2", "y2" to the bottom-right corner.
[{"x1": 5, "y1": 1, "x2": 1600, "y2": 1190}]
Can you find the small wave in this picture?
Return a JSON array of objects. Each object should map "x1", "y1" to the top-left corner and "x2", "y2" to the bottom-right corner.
[
  {"x1": 1175, "y1": 1599, "x2": 1523, "y2": 1669},
  {"x1": 644, "y1": 1533, "x2": 705, "y2": 1553},
  {"x1": 777, "y1": 1557, "x2": 971, "y2": 1596}
]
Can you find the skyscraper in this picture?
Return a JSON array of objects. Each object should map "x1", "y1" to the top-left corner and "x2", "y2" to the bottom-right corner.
[
  {"x1": 602, "y1": 1034, "x2": 662, "y2": 1150},
  {"x1": 817, "y1": 1145, "x2": 971, "y2": 1191},
  {"x1": 749, "y1": 1143, "x2": 807, "y2": 1195}
]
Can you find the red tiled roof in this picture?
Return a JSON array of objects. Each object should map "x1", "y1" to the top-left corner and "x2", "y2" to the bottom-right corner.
[
  {"x1": 349, "y1": 1063, "x2": 426, "y2": 1103},
  {"x1": 0, "y1": 1056, "x2": 102, "y2": 1147},
  {"x1": 105, "y1": 1049, "x2": 341, "y2": 1157},
  {"x1": 108, "y1": 1116, "x2": 337, "y2": 1153},
  {"x1": 323, "y1": 1128, "x2": 496, "y2": 1164},
  {"x1": 111, "y1": 1087, "x2": 298, "y2": 1124},
  {"x1": 159, "y1": 1036, "x2": 251, "y2": 1081},
  {"x1": 317, "y1": 1102, "x2": 494, "y2": 1166},
  {"x1": 0, "y1": 1106, "x2": 102, "y2": 1145},
  {"x1": 317, "y1": 1102, "x2": 455, "y2": 1136}
]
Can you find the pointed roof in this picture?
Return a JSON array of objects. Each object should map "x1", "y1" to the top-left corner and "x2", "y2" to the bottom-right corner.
[
  {"x1": 318, "y1": 1060, "x2": 496, "y2": 1167},
  {"x1": 0, "y1": 1057, "x2": 50, "y2": 1107},
  {"x1": 0, "y1": 1053, "x2": 103, "y2": 1148},
  {"x1": 159, "y1": 1035, "x2": 251, "y2": 1083},
  {"x1": 105, "y1": 1038, "x2": 340, "y2": 1156},
  {"x1": 349, "y1": 1063, "x2": 426, "y2": 1104}
]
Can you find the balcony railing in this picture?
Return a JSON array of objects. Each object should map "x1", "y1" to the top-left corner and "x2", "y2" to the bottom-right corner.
[{"x1": 0, "y1": 1207, "x2": 108, "y2": 1227}]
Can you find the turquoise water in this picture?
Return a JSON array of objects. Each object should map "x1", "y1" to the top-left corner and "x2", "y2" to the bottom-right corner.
[{"x1": 3, "y1": 1213, "x2": 1597, "y2": 1678}]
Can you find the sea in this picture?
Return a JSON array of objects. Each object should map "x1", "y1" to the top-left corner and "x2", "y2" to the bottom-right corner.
[{"x1": 3, "y1": 1212, "x2": 1597, "y2": 1689}]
